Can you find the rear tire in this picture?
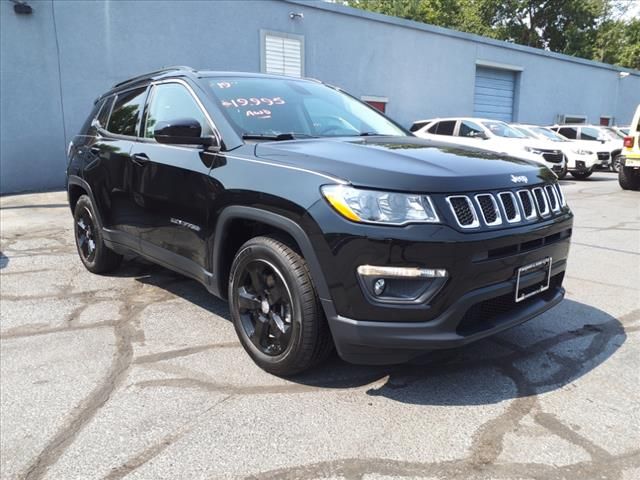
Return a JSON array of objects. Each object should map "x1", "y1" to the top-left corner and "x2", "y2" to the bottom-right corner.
[
  {"x1": 619, "y1": 166, "x2": 640, "y2": 190},
  {"x1": 570, "y1": 170, "x2": 593, "y2": 180},
  {"x1": 73, "y1": 195, "x2": 122, "y2": 273},
  {"x1": 228, "y1": 236, "x2": 333, "y2": 376}
]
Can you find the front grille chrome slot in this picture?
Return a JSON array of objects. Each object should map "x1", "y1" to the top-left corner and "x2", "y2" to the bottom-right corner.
[
  {"x1": 544, "y1": 185, "x2": 560, "y2": 212},
  {"x1": 517, "y1": 190, "x2": 537, "y2": 220},
  {"x1": 498, "y1": 192, "x2": 521, "y2": 223},
  {"x1": 554, "y1": 183, "x2": 566, "y2": 206},
  {"x1": 446, "y1": 195, "x2": 480, "y2": 228},
  {"x1": 474, "y1": 194, "x2": 502, "y2": 226},
  {"x1": 532, "y1": 187, "x2": 550, "y2": 216}
]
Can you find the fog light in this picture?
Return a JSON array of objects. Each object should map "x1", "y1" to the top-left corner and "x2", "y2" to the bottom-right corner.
[{"x1": 356, "y1": 265, "x2": 448, "y2": 304}]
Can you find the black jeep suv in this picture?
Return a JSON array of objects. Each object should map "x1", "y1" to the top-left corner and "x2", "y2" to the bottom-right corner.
[{"x1": 67, "y1": 67, "x2": 573, "y2": 375}]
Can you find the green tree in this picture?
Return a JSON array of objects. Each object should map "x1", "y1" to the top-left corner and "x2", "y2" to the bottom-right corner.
[{"x1": 343, "y1": 0, "x2": 639, "y2": 69}]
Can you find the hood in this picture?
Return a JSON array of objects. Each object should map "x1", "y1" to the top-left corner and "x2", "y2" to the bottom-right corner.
[{"x1": 254, "y1": 136, "x2": 554, "y2": 193}]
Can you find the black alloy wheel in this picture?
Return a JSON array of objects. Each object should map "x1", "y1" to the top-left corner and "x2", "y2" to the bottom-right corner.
[
  {"x1": 73, "y1": 195, "x2": 122, "y2": 273},
  {"x1": 229, "y1": 236, "x2": 333, "y2": 376},
  {"x1": 236, "y1": 259, "x2": 294, "y2": 356},
  {"x1": 75, "y1": 206, "x2": 97, "y2": 263}
]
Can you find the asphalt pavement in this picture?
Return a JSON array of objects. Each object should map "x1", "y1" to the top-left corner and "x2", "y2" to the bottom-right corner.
[{"x1": 1, "y1": 173, "x2": 638, "y2": 479}]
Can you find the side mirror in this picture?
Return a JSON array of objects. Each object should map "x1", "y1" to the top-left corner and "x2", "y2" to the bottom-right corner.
[
  {"x1": 154, "y1": 118, "x2": 219, "y2": 150},
  {"x1": 470, "y1": 131, "x2": 488, "y2": 139}
]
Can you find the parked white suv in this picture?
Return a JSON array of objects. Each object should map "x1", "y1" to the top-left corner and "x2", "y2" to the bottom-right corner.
[
  {"x1": 550, "y1": 125, "x2": 624, "y2": 172},
  {"x1": 411, "y1": 118, "x2": 566, "y2": 176},
  {"x1": 512, "y1": 124, "x2": 599, "y2": 180}
]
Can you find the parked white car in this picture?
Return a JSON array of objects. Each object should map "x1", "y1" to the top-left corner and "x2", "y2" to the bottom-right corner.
[
  {"x1": 549, "y1": 125, "x2": 624, "y2": 172},
  {"x1": 512, "y1": 124, "x2": 599, "y2": 179},
  {"x1": 411, "y1": 117, "x2": 566, "y2": 176}
]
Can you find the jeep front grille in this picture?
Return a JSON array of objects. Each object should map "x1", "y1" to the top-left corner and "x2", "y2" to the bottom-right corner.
[{"x1": 446, "y1": 183, "x2": 566, "y2": 229}]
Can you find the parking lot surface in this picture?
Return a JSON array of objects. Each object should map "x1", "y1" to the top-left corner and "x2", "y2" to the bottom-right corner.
[{"x1": 1, "y1": 175, "x2": 639, "y2": 480}]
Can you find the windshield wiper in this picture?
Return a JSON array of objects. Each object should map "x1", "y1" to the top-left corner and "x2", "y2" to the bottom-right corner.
[{"x1": 242, "y1": 132, "x2": 316, "y2": 141}]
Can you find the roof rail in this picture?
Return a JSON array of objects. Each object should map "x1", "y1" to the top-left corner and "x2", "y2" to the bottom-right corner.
[{"x1": 112, "y1": 65, "x2": 196, "y2": 89}]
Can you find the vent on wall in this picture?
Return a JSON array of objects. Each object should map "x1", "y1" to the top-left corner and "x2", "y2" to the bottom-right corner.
[
  {"x1": 556, "y1": 114, "x2": 587, "y2": 124},
  {"x1": 262, "y1": 32, "x2": 303, "y2": 78}
]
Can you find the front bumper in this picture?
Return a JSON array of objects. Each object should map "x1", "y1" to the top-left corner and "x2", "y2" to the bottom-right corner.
[
  {"x1": 305, "y1": 199, "x2": 573, "y2": 365},
  {"x1": 327, "y1": 265, "x2": 565, "y2": 364}
]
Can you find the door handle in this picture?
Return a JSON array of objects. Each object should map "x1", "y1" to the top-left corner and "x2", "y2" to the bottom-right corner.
[{"x1": 131, "y1": 153, "x2": 150, "y2": 165}]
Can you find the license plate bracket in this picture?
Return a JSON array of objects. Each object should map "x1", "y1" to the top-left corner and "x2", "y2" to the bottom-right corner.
[{"x1": 515, "y1": 257, "x2": 552, "y2": 303}]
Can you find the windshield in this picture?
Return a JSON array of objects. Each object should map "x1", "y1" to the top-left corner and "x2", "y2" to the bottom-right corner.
[
  {"x1": 531, "y1": 126, "x2": 566, "y2": 142},
  {"x1": 514, "y1": 126, "x2": 536, "y2": 138},
  {"x1": 603, "y1": 127, "x2": 624, "y2": 139},
  {"x1": 206, "y1": 77, "x2": 406, "y2": 138},
  {"x1": 481, "y1": 121, "x2": 527, "y2": 138}
]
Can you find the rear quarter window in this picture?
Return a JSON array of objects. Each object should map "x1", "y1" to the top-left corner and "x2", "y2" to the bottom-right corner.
[
  {"x1": 97, "y1": 96, "x2": 115, "y2": 129},
  {"x1": 79, "y1": 99, "x2": 105, "y2": 135}
]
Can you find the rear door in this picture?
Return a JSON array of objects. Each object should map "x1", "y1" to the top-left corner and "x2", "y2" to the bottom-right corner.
[
  {"x1": 83, "y1": 87, "x2": 149, "y2": 246},
  {"x1": 129, "y1": 80, "x2": 222, "y2": 276}
]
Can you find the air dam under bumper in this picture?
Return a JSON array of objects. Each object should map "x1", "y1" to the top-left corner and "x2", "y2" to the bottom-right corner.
[{"x1": 326, "y1": 262, "x2": 566, "y2": 365}]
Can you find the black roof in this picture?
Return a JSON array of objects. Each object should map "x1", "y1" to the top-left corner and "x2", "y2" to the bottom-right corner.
[{"x1": 109, "y1": 66, "x2": 318, "y2": 94}]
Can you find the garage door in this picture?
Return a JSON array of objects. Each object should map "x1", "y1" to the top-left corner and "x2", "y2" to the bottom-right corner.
[{"x1": 473, "y1": 67, "x2": 516, "y2": 122}]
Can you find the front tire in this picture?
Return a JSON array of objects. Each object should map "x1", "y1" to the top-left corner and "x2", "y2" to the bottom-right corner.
[
  {"x1": 556, "y1": 165, "x2": 568, "y2": 180},
  {"x1": 228, "y1": 236, "x2": 333, "y2": 376},
  {"x1": 570, "y1": 170, "x2": 593, "y2": 180},
  {"x1": 73, "y1": 195, "x2": 122, "y2": 273},
  {"x1": 619, "y1": 166, "x2": 640, "y2": 190},
  {"x1": 611, "y1": 155, "x2": 623, "y2": 173}
]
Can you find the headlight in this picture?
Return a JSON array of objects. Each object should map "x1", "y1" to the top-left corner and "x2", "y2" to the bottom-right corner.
[
  {"x1": 524, "y1": 146, "x2": 545, "y2": 155},
  {"x1": 321, "y1": 185, "x2": 439, "y2": 225},
  {"x1": 572, "y1": 148, "x2": 593, "y2": 155}
]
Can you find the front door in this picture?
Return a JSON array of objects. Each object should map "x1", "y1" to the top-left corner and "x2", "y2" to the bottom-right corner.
[{"x1": 129, "y1": 81, "x2": 222, "y2": 275}]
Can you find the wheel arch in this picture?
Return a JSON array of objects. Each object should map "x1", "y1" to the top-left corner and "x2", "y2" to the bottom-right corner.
[
  {"x1": 67, "y1": 176, "x2": 105, "y2": 229},
  {"x1": 211, "y1": 206, "x2": 332, "y2": 309}
]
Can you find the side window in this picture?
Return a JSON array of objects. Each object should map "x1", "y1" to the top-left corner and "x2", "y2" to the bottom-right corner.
[
  {"x1": 107, "y1": 88, "x2": 147, "y2": 137},
  {"x1": 97, "y1": 96, "x2": 115, "y2": 129},
  {"x1": 558, "y1": 127, "x2": 577, "y2": 139},
  {"x1": 79, "y1": 98, "x2": 105, "y2": 134},
  {"x1": 410, "y1": 121, "x2": 427, "y2": 132},
  {"x1": 580, "y1": 127, "x2": 600, "y2": 141},
  {"x1": 427, "y1": 122, "x2": 439, "y2": 134},
  {"x1": 144, "y1": 83, "x2": 212, "y2": 139},
  {"x1": 436, "y1": 120, "x2": 456, "y2": 136},
  {"x1": 458, "y1": 120, "x2": 484, "y2": 138}
]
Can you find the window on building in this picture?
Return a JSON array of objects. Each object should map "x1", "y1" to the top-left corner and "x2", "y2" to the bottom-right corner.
[
  {"x1": 107, "y1": 88, "x2": 147, "y2": 136},
  {"x1": 599, "y1": 116, "x2": 612, "y2": 126},
  {"x1": 561, "y1": 115, "x2": 587, "y2": 124},
  {"x1": 262, "y1": 31, "x2": 303, "y2": 78},
  {"x1": 361, "y1": 96, "x2": 388, "y2": 114},
  {"x1": 144, "y1": 83, "x2": 211, "y2": 139}
]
